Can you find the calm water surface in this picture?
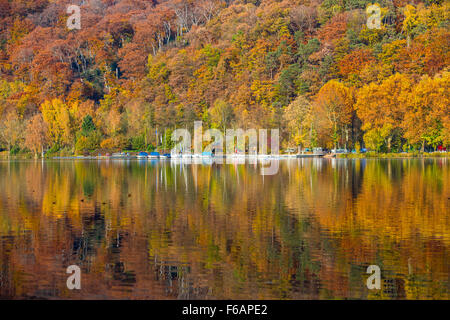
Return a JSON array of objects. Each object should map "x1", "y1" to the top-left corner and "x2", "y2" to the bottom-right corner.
[{"x1": 0, "y1": 158, "x2": 448, "y2": 299}]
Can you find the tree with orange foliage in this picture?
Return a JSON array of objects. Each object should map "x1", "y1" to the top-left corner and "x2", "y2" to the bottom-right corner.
[{"x1": 338, "y1": 48, "x2": 375, "y2": 78}]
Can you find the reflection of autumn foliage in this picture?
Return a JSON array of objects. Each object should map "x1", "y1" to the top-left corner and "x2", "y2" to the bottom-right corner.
[{"x1": 0, "y1": 160, "x2": 448, "y2": 299}]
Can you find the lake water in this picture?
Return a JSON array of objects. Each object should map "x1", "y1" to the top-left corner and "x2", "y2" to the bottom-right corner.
[{"x1": 0, "y1": 158, "x2": 448, "y2": 299}]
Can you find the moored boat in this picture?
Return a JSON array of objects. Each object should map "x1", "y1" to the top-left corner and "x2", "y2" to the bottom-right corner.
[
  {"x1": 111, "y1": 152, "x2": 127, "y2": 158},
  {"x1": 137, "y1": 151, "x2": 149, "y2": 159},
  {"x1": 148, "y1": 152, "x2": 160, "y2": 159},
  {"x1": 201, "y1": 151, "x2": 214, "y2": 158}
]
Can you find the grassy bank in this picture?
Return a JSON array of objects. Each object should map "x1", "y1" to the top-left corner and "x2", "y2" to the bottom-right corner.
[
  {"x1": 0, "y1": 149, "x2": 141, "y2": 160},
  {"x1": 0, "y1": 151, "x2": 34, "y2": 160}
]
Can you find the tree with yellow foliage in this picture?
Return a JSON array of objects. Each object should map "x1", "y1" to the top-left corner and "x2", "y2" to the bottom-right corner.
[
  {"x1": 41, "y1": 99, "x2": 78, "y2": 150},
  {"x1": 356, "y1": 73, "x2": 412, "y2": 152},
  {"x1": 0, "y1": 110, "x2": 24, "y2": 155},
  {"x1": 284, "y1": 95, "x2": 313, "y2": 152},
  {"x1": 313, "y1": 80, "x2": 353, "y2": 150},
  {"x1": 209, "y1": 99, "x2": 234, "y2": 133},
  {"x1": 403, "y1": 72, "x2": 450, "y2": 150}
]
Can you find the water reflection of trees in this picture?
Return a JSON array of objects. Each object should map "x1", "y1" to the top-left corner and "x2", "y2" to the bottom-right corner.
[{"x1": 0, "y1": 159, "x2": 448, "y2": 299}]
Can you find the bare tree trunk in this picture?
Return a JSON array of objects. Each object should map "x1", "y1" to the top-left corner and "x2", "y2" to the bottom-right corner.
[
  {"x1": 345, "y1": 126, "x2": 349, "y2": 150},
  {"x1": 334, "y1": 121, "x2": 337, "y2": 151}
]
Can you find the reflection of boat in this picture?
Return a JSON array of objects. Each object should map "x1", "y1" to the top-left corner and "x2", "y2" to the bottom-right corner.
[
  {"x1": 226, "y1": 154, "x2": 246, "y2": 158},
  {"x1": 202, "y1": 158, "x2": 214, "y2": 165},
  {"x1": 171, "y1": 158, "x2": 192, "y2": 165},
  {"x1": 192, "y1": 158, "x2": 204, "y2": 165}
]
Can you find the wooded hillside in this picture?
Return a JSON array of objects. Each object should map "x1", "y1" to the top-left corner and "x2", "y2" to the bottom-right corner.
[{"x1": 0, "y1": 0, "x2": 448, "y2": 155}]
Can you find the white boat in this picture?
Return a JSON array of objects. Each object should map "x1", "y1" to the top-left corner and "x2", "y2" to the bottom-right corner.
[{"x1": 170, "y1": 152, "x2": 183, "y2": 159}]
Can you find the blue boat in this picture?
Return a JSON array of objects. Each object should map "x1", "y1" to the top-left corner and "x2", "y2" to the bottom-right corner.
[
  {"x1": 149, "y1": 152, "x2": 160, "y2": 159},
  {"x1": 201, "y1": 151, "x2": 214, "y2": 158},
  {"x1": 137, "y1": 152, "x2": 149, "y2": 159}
]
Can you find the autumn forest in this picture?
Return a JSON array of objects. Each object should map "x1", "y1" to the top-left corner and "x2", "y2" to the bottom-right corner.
[{"x1": 0, "y1": 0, "x2": 449, "y2": 156}]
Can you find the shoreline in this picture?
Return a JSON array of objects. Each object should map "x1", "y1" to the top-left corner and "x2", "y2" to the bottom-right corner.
[
  {"x1": 1, "y1": 152, "x2": 449, "y2": 160},
  {"x1": 335, "y1": 152, "x2": 449, "y2": 159}
]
